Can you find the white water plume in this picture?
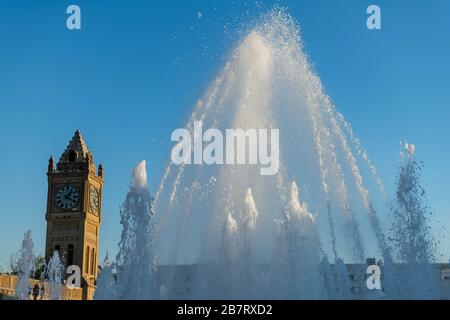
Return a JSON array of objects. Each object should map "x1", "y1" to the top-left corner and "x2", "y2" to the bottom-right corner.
[
  {"x1": 47, "y1": 250, "x2": 64, "y2": 300},
  {"x1": 115, "y1": 161, "x2": 156, "y2": 300},
  {"x1": 15, "y1": 230, "x2": 35, "y2": 300}
]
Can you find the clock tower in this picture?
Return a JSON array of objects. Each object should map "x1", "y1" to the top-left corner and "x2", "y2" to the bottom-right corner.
[{"x1": 45, "y1": 130, "x2": 103, "y2": 300}]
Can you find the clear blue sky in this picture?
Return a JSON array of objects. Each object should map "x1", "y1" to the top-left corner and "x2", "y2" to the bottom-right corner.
[{"x1": 1, "y1": 0, "x2": 449, "y2": 268}]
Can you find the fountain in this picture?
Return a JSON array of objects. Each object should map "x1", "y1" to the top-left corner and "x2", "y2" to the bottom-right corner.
[
  {"x1": 114, "y1": 161, "x2": 156, "y2": 300},
  {"x1": 46, "y1": 250, "x2": 64, "y2": 300},
  {"x1": 15, "y1": 230, "x2": 35, "y2": 300},
  {"x1": 152, "y1": 8, "x2": 388, "y2": 300},
  {"x1": 271, "y1": 182, "x2": 325, "y2": 299},
  {"x1": 94, "y1": 254, "x2": 117, "y2": 300},
  {"x1": 387, "y1": 143, "x2": 440, "y2": 299},
  {"x1": 95, "y1": 8, "x2": 442, "y2": 300}
]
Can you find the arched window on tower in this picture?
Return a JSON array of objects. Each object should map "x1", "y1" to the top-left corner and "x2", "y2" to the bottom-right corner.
[
  {"x1": 85, "y1": 247, "x2": 90, "y2": 274},
  {"x1": 68, "y1": 150, "x2": 77, "y2": 162},
  {"x1": 67, "y1": 245, "x2": 74, "y2": 266},
  {"x1": 90, "y1": 249, "x2": 95, "y2": 275}
]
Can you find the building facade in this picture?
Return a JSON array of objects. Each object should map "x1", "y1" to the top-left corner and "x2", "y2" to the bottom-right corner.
[{"x1": 44, "y1": 130, "x2": 103, "y2": 300}]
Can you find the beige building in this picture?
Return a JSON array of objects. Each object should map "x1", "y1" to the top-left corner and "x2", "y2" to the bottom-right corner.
[
  {"x1": 0, "y1": 274, "x2": 82, "y2": 300},
  {"x1": 44, "y1": 130, "x2": 104, "y2": 300}
]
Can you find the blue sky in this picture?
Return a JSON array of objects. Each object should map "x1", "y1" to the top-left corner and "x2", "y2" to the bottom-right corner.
[{"x1": 0, "y1": 0, "x2": 449, "y2": 268}]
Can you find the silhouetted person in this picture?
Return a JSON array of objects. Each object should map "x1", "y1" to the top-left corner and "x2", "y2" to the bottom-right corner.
[{"x1": 32, "y1": 284, "x2": 40, "y2": 301}]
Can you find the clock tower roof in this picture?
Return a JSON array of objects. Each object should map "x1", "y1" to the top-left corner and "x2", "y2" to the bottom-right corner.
[
  {"x1": 59, "y1": 130, "x2": 89, "y2": 162},
  {"x1": 56, "y1": 130, "x2": 97, "y2": 173}
]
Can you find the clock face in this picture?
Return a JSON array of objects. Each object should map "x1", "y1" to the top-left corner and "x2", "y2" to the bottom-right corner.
[
  {"x1": 55, "y1": 185, "x2": 79, "y2": 210},
  {"x1": 89, "y1": 186, "x2": 99, "y2": 214}
]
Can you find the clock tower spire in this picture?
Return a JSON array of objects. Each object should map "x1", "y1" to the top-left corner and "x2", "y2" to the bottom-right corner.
[{"x1": 44, "y1": 130, "x2": 103, "y2": 300}]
